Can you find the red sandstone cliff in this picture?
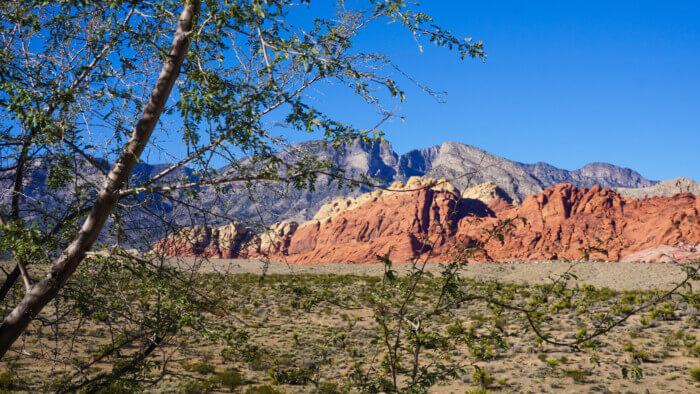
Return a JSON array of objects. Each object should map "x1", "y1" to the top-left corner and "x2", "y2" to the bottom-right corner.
[{"x1": 155, "y1": 179, "x2": 700, "y2": 264}]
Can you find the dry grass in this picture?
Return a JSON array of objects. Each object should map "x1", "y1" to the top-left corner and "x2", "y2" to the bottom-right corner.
[{"x1": 1, "y1": 261, "x2": 699, "y2": 393}]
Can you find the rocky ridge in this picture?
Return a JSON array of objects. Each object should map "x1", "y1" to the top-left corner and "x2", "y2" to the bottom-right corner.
[
  {"x1": 178, "y1": 139, "x2": 663, "y2": 226},
  {"x1": 615, "y1": 177, "x2": 700, "y2": 199},
  {"x1": 156, "y1": 178, "x2": 700, "y2": 264},
  {"x1": 4, "y1": 140, "x2": 667, "y2": 234}
]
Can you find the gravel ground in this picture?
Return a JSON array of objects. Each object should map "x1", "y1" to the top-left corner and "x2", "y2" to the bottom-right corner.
[{"x1": 164, "y1": 257, "x2": 696, "y2": 291}]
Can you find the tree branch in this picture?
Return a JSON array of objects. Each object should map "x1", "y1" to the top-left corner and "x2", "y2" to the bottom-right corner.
[{"x1": 0, "y1": 0, "x2": 201, "y2": 359}]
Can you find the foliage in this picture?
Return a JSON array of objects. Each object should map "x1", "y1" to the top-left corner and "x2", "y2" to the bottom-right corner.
[
  {"x1": 0, "y1": 0, "x2": 485, "y2": 389},
  {"x1": 690, "y1": 367, "x2": 700, "y2": 382},
  {"x1": 0, "y1": 1, "x2": 697, "y2": 392}
]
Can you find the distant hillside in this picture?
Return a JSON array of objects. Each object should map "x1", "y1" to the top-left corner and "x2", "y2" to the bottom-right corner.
[
  {"x1": 519, "y1": 161, "x2": 656, "y2": 189},
  {"x1": 2, "y1": 139, "x2": 671, "y2": 230},
  {"x1": 184, "y1": 139, "x2": 661, "y2": 225},
  {"x1": 615, "y1": 177, "x2": 700, "y2": 199}
]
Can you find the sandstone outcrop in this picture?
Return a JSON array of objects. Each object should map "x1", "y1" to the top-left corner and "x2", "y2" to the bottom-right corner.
[
  {"x1": 461, "y1": 181, "x2": 511, "y2": 203},
  {"x1": 156, "y1": 180, "x2": 700, "y2": 264},
  {"x1": 253, "y1": 220, "x2": 299, "y2": 254},
  {"x1": 155, "y1": 222, "x2": 254, "y2": 258},
  {"x1": 155, "y1": 220, "x2": 300, "y2": 258},
  {"x1": 451, "y1": 184, "x2": 700, "y2": 262},
  {"x1": 620, "y1": 244, "x2": 700, "y2": 263},
  {"x1": 311, "y1": 176, "x2": 458, "y2": 222}
]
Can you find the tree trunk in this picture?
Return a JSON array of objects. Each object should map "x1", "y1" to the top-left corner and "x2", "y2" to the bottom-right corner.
[
  {"x1": 0, "y1": 0, "x2": 200, "y2": 359},
  {"x1": 0, "y1": 265, "x2": 20, "y2": 304}
]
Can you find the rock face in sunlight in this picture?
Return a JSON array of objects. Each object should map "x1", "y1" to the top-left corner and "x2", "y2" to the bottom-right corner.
[
  {"x1": 155, "y1": 222, "x2": 255, "y2": 258},
  {"x1": 154, "y1": 220, "x2": 301, "y2": 258},
  {"x1": 170, "y1": 139, "x2": 662, "y2": 225},
  {"x1": 615, "y1": 177, "x2": 700, "y2": 199},
  {"x1": 284, "y1": 177, "x2": 463, "y2": 264},
  {"x1": 155, "y1": 178, "x2": 700, "y2": 264},
  {"x1": 461, "y1": 181, "x2": 511, "y2": 203},
  {"x1": 467, "y1": 184, "x2": 700, "y2": 262},
  {"x1": 620, "y1": 244, "x2": 700, "y2": 263}
]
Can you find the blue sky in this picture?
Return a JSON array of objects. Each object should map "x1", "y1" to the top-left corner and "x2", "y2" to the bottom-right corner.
[{"x1": 302, "y1": 0, "x2": 700, "y2": 181}]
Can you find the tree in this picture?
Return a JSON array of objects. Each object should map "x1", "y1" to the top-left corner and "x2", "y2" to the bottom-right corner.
[{"x1": 0, "y1": 0, "x2": 484, "y2": 365}]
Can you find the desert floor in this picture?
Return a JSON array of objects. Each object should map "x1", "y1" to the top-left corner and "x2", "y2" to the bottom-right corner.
[
  {"x1": 167, "y1": 258, "x2": 693, "y2": 291},
  {"x1": 1, "y1": 259, "x2": 699, "y2": 393}
]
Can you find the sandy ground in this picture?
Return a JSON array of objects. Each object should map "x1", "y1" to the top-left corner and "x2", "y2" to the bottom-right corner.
[{"x1": 165, "y1": 258, "x2": 696, "y2": 291}]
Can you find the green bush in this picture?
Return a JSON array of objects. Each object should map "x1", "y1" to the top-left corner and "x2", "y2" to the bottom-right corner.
[
  {"x1": 267, "y1": 366, "x2": 314, "y2": 385},
  {"x1": 244, "y1": 385, "x2": 283, "y2": 394},
  {"x1": 180, "y1": 379, "x2": 213, "y2": 393},
  {"x1": 212, "y1": 370, "x2": 243, "y2": 389},
  {"x1": 565, "y1": 368, "x2": 588, "y2": 383},
  {"x1": 649, "y1": 302, "x2": 676, "y2": 320},
  {"x1": 631, "y1": 350, "x2": 651, "y2": 363},
  {"x1": 690, "y1": 367, "x2": 700, "y2": 382},
  {"x1": 182, "y1": 361, "x2": 216, "y2": 375},
  {"x1": 471, "y1": 367, "x2": 493, "y2": 389},
  {"x1": 0, "y1": 370, "x2": 16, "y2": 389},
  {"x1": 318, "y1": 381, "x2": 343, "y2": 393}
]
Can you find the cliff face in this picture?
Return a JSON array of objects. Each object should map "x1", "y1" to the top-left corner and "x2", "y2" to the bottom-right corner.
[
  {"x1": 456, "y1": 184, "x2": 699, "y2": 262},
  {"x1": 155, "y1": 180, "x2": 700, "y2": 264}
]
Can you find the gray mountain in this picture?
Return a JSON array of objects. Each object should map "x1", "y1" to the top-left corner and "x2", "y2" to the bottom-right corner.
[
  {"x1": 615, "y1": 177, "x2": 700, "y2": 199},
  {"x1": 2, "y1": 139, "x2": 668, "y2": 233},
  {"x1": 183, "y1": 140, "x2": 400, "y2": 225},
  {"x1": 396, "y1": 142, "x2": 545, "y2": 203},
  {"x1": 187, "y1": 139, "x2": 661, "y2": 225},
  {"x1": 519, "y1": 161, "x2": 657, "y2": 189}
]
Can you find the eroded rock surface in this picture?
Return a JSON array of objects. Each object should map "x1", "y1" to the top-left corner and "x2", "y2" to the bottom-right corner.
[
  {"x1": 156, "y1": 179, "x2": 700, "y2": 264},
  {"x1": 620, "y1": 244, "x2": 700, "y2": 263},
  {"x1": 461, "y1": 181, "x2": 511, "y2": 204}
]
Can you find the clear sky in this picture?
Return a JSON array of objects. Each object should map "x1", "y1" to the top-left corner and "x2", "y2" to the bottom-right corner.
[{"x1": 304, "y1": 0, "x2": 700, "y2": 181}]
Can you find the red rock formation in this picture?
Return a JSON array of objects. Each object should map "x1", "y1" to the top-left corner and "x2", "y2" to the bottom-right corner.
[
  {"x1": 155, "y1": 181, "x2": 700, "y2": 264},
  {"x1": 154, "y1": 223, "x2": 254, "y2": 258},
  {"x1": 447, "y1": 184, "x2": 700, "y2": 262},
  {"x1": 154, "y1": 220, "x2": 299, "y2": 259},
  {"x1": 620, "y1": 244, "x2": 700, "y2": 263},
  {"x1": 285, "y1": 186, "x2": 462, "y2": 264}
]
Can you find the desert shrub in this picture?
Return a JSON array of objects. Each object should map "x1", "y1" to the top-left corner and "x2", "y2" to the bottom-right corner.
[
  {"x1": 649, "y1": 302, "x2": 676, "y2": 320},
  {"x1": 690, "y1": 367, "x2": 700, "y2": 382},
  {"x1": 580, "y1": 340, "x2": 599, "y2": 349},
  {"x1": 621, "y1": 293, "x2": 640, "y2": 305},
  {"x1": 212, "y1": 370, "x2": 244, "y2": 390},
  {"x1": 318, "y1": 380, "x2": 343, "y2": 393},
  {"x1": 564, "y1": 368, "x2": 588, "y2": 383},
  {"x1": 622, "y1": 365, "x2": 644, "y2": 381},
  {"x1": 267, "y1": 366, "x2": 314, "y2": 386},
  {"x1": 244, "y1": 384, "x2": 283, "y2": 394},
  {"x1": 0, "y1": 370, "x2": 16, "y2": 389},
  {"x1": 94, "y1": 382, "x2": 132, "y2": 394},
  {"x1": 631, "y1": 350, "x2": 651, "y2": 363},
  {"x1": 545, "y1": 358, "x2": 560, "y2": 370},
  {"x1": 471, "y1": 367, "x2": 493, "y2": 389},
  {"x1": 181, "y1": 379, "x2": 213, "y2": 393},
  {"x1": 689, "y1": 344, "x2": 700, "y2": 358},
  {"x1": 182, "y1": 361, "x2": 216, "y2": 375}
]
